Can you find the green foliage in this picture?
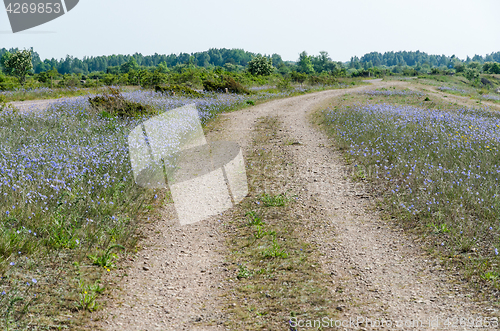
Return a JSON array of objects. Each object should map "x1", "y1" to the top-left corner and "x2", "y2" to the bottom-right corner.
[
  {"x1": 464, "y1": 67, "x2": 481, "y2": 85},
  {"x1": 0, "y1": 95, "x2": 6, "y2": 111},
  {"x1": 202, "y1": 76, "x2": 250, "y2": 94},
  {"x1": 253, "y1": 225, "x2": 267, "y2": 239},
  {"x1": 155, "y1": 84, "x2": 203, "y2": 97},
  {"x1": 276, "y1": 77, "x2": 291, "y2": 90},
  {"x1": 0, "y1": 52, "x2": 13, "y2": 75},
  {"x1": 297, "y1": 51, "x2": 315, "y2": 74},
  {"x1": 247, "y1": 55, "x2": 274, "y2": 76},
  {"x1": 44, "y1": 212, "x2": 80, "y2": 249},
  {"x1": 0, "y1": 73, "x2": 18, "y2": 90},
  {"x1": 290, "y1": 71, "x2": 307, "y2": 85},
  {"x1": 157, "y1": 61, "x2": 169, "y2": 73},
  {"x1": 306, "y1": 74, "x2": 339, "y2": 86},
  {"x1": 246, "y1": 211, "x2": 265, "y2": 226},
  {"x1": 77, "y1": 280, "x2": 104, "y2": 311},
  {"x1": 120, "y1": 58, "x2": 139, "y2": 73},
  {"x1": 88, "y1": 244, "x2": 125, "y2": 268},
  {"x1": 260, "y1": 193, "x2": 289, "y2": 207},
  {"x1": 2, "y1": 49, "x2": 33, "y2": 86},
  {"x1": 88, "y1": 87, "x2": 156, "y2": 118},
  {"x1": 261, "y1": 234, "x2": 288, "y2": 259},
  {"x1": 483, "y1": 62, "x2": 500, "y2": 74},
  {"x1": 237, "y1": 265, "x2": 252, "y2": 279}
]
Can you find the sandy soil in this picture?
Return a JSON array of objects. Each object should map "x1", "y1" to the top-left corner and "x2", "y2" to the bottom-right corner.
[{"x1": 9, "y1": 98, "x2": 69, "y2": 112}]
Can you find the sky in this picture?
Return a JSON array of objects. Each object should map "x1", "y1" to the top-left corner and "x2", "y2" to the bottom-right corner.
[{"x1": 0, "y1": 0, "x2": 499, "y2": 62}]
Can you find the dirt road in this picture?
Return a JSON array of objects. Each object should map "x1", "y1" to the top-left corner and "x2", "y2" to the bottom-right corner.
[
  {"x1": 95, "y1": 81, "x2": 498, "y2": 330},
  {"x1": 9, "y1": 98, "x2": 68, "y2": 111}
]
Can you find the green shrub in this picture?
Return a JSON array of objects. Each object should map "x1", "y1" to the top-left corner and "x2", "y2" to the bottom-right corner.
[
  {"x1": 290, "y1": 71, "x2": 308, "y2": 85},
  {"x1": 247, "y1": 55, "x2": 274, "y2": 76},
  {"x1": 276, "y1": 78, "x2": 291, "y2": 90},
  {"x1": 154, "y1": 84, "x2": 203, "y2": 97},
  {"x1": 202, "y1": 76, "x2": 250, "y2": 94},
  {"x1": 88, "y1": 87, "x2": 155, "y2": 118},
  {"x1": 0, "y1": 95, "x2": 6, "y2": 111}
]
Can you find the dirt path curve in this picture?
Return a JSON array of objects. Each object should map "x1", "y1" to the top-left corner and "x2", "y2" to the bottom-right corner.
[
  {"x1": 9, "y1": 98, "x2": 70, "y2": 112},
  {"x1": 97, "y1": 82, "x2": 498, "y2": 330}
]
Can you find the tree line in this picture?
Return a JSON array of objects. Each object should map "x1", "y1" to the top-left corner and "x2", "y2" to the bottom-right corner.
[
  {"x1": 1, "y1": 47, "x2": 499, "y2": 76},
  {"x1": 0, "y1": 47, "x2": 286, "y2": 75}
]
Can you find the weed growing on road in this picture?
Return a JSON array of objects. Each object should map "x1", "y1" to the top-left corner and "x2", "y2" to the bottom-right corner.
[{"x1": 259, "y1": 192, "x2": 289, "y2": 207}]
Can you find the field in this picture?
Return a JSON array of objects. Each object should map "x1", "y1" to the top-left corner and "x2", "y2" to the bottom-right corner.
[
  {"x1": 316, "y1": 84, "x2": 500, "y2": 289},
  {"x1": 0, "y1": 81, "x2": 362, "y2": 329}
]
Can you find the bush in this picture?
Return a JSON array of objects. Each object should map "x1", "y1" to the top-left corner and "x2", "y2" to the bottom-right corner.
[
  {"x1": 0, "y1": 74, "x2": 20, "y2": 90},
  {"x1": 0, "y1": 95, "x2": 7, "y2": 111},
  {"x1": 154, "y1": 84, "x2": 203, "y2": 97},
  {"x1": 464, "y1": 67, "x2": 481, "y2": 85},
  {"x1": 247, "y1": 55, "x2": 274, "y2": 76},
  {"x1": 307, "y1": 75, "x2": 327, "y2": 85},
  {"x1": 481, "y1": 77, "x2": 493, "y2": 86},
  {"x1": 88, "y1": 87, "x2": 155, "y2": 118},
  {"x1": 276, "y1": 78, "x2": 291, "y2": 90},
  {"x1": 484, "y1": 62, "x2": 500, "y2": 75},
  {"x1": 202, "y1": 76, "x2": 250, "y2": 94},
  {"x1": 290, "y1": 71, "x2": 308, "y2": 84}
]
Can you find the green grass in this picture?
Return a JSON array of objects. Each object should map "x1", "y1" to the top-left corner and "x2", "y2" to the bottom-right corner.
[{"x1": 259, "y1": 193, "x2": 290, "y2": 207}]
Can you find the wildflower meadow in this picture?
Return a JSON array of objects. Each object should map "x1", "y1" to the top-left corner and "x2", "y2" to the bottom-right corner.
[
  {"x1": 320, "y1": 89, "x2": 500, "y2": 287},
  {"x1": 0, "y1": 83, "x2": 342, "y2": 328}
]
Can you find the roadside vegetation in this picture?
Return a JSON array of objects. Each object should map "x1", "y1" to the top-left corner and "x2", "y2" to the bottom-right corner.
[{"x1": 315, "y1": 87, "x2": 500, "y2": 300}]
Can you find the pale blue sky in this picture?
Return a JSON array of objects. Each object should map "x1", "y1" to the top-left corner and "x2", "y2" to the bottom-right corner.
[{"x1": 1, "y1": 0, "x2": 499, "y2": 62}]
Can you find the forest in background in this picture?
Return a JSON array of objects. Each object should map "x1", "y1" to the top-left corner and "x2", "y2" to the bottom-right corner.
[
  {"x1": 0, "y1": 47, "x2": 500, "y2": 92},
  {"x1": 1, "y1": 47, "x2": 499, "y2": 75}
]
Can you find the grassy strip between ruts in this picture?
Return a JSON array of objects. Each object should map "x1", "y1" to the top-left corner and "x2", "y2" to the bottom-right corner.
[
  {"x1": 313, "y1": 86, "x2": 500, "y2": 303},
  {"x1": 221, "y1": 117, "x2": 339, "y2": 330}
]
